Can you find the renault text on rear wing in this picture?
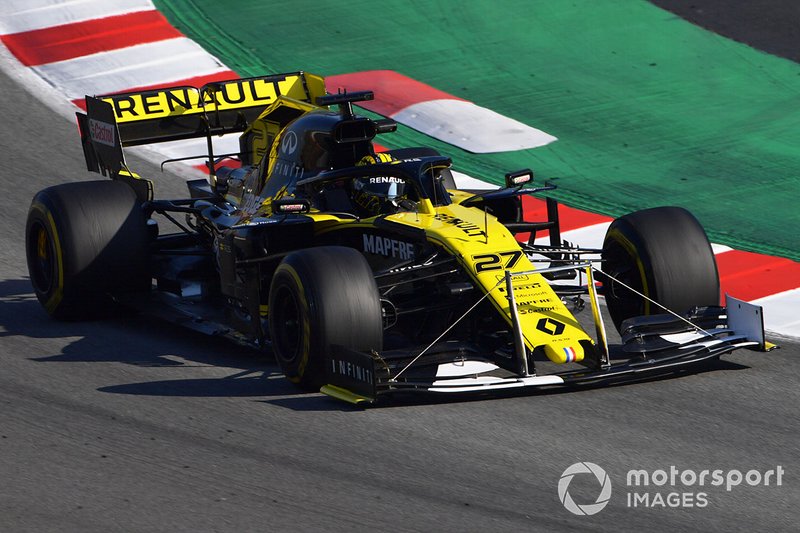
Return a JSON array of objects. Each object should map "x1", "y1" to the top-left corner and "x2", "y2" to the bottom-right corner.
[{"x1": 89, "y1": 71, "x2": 326, "y2": 147}]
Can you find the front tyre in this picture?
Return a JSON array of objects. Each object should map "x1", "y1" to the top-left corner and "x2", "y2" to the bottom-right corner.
[
  {"x1": 25, "y1": 180, "x2": 150, "y2": 319},
  {"x1": 601, "y1": 206, "x2": 719, "y2": 332},
  {"x1": 268, "y1": 246, "x2": 383, "y2": 390}
]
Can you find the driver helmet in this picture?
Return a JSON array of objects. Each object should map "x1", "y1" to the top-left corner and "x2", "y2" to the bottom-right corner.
[{"x1": 352, "y1": 153, "x2": 406, "y2": 215}]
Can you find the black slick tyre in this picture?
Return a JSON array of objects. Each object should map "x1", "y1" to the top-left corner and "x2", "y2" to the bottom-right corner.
[
  {"x1": 25, "y1": 180, "x2": 150, "y2": 320},
  {"x1": 268, "y1": 246, "x2": 383, "y2": 390},
  {"x1": 601, "y1": 206, "x2": 720, "y2": 332}
]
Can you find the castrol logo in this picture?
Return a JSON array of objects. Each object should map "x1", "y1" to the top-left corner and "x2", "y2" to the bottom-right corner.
[{"x1": 88, "y1": 118, "x2": 116, "y2": 147}]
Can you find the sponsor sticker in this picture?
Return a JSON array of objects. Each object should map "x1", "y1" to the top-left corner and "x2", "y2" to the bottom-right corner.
[
  {"x1": 280, "y1": 130, "x2": 298, "y2": 155},
  {"x1": 88, "y1": 118, "x2": 116, "y2": 147},
  {"x1": 363, "y1": 234, "x2": 415, "y2": 260}
]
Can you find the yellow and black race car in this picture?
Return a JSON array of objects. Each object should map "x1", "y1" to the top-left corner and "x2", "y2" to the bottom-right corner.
[{"x1": 25, "y1": 72, "x2": 769, "y2": 404}]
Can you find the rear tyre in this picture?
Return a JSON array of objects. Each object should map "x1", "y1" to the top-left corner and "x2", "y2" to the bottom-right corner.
[
  {"x1": 268, "y1": 246, "x2": 383, "y2": 390},
  {"x1": 601, "y1": 206, "x2": 719, "y2": 332},
  {"x1": 25, "y1": 180, "x2": 150, "y2": 319}
]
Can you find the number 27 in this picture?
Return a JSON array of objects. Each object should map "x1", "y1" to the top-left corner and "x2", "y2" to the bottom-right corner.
[{"x1": 473, "y1": 251, "x2": 523, "y2": 272}]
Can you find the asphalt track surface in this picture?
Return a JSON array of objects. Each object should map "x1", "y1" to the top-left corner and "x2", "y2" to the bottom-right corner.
[
  {"x1": 1, "y1": 8, "x2": 799, "y2": 533},
  {"x1": 652, "y1": 0, "x2": 800, "y2": 63}
]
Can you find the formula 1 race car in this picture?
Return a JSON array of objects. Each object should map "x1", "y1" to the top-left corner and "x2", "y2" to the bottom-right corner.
[{"x1": 25, "y1": 72, "x2": 770, "y2": 404}]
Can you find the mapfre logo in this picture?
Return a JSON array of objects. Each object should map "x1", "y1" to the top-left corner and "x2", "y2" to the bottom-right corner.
[{"x1": 558, "y1": 462, "x2": 612, "y2": 516}]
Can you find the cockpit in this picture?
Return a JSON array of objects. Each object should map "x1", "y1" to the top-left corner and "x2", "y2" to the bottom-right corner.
[{"x1": 294, "y1": 156, "x2": 453, "y2": 219}]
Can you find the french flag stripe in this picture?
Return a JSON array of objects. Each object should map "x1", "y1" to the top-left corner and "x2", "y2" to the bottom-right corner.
[
  {"x1": 328, "y1": 70, "x2": 557, "y2": 154},
  {"x1": 1, "y1": 10, "x2": 181, "y2": 67}
]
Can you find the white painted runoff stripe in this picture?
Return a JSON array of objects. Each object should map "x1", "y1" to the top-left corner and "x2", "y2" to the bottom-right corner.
[
  {"x1": 753, "y1": 288, "x2": 800, "y2": 338},
  {"x1": 33, "y1": 38, "x2": 228, "y2": 99},
  {"x1": 328, "y1": 71, "x2": 558, "y2": 154},
  {"x1": 451, "y1": 170, "x2": 497, "y2": 190},
  {"x1": 536, "y1": 222, "x2": 610, "y2": 250},
  {"x1": 534, "y1": 222, "x2": 733, "y2": 256},
  {"x1": 392, "y1": 99, "x2": 557, "y2": 154},
  {"x1": 0, "y1": 0, "x2": 154, "y2": 34},
  {"x1": 536, "y1": 223, "x2": 734, "y2": 261},
  {"x1": 711, "y1": 243, "x2": 734, "y2": 254}
]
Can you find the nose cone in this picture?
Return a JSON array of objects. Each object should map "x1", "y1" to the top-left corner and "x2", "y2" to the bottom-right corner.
[{"x1": 544, "y1": 342, "x2": 585, "y2": 364}]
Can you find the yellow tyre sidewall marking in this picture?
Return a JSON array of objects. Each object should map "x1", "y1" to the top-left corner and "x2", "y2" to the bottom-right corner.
[
  {"x1": 606, "y1": 228, "x2": 651, "y2": 314},
  {"x1": 280, "y1": 263, "x2": 311, "y2": 382},
  {"x1": 31, "y1": 202, "x2": 64, "y2": 314}
]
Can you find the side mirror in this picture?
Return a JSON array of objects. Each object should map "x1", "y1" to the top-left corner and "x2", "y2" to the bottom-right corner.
[
  {"x1": 272, "y1": 197, "x2": 311, "y2": 214},
  {"x1": 334, "y1": 118, "x2": 377, "y2": 143},
  {"x1": 375, "y1": 119, "x2": 398, "y2": 134},
  {"x1": 505, "y1": 169, "x2": 533, "y2": 188}
]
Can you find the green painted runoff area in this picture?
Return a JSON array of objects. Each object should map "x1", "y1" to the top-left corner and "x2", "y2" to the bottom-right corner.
[{"x1": 155, "y1": 0, "x2": 800, "y2": 260}]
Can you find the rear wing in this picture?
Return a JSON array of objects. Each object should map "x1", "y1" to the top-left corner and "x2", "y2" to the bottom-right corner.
[{"x1": 75, "y1": 72, "x2": 326, "y2": 195}]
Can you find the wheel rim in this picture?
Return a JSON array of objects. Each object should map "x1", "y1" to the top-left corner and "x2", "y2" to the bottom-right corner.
[
  {"x1": 603, "y1": 236, "x2": 647, "y2": 325},
  {"x1": 28, "y1": 221, "x2": 56, "y2": 295},
  {"x1": 271, "y1": 284, "x2": 303, "y2": 366}
]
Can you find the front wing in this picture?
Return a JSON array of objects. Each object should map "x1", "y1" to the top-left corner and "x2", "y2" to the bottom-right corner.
[{"x1": 321, "y1": 295, "x2": 769, "y2": 405}]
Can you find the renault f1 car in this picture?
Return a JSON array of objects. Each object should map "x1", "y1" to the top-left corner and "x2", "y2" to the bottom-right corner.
[{"x1": 25, "y1": 71, "x2": 770, "y2": 404}]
